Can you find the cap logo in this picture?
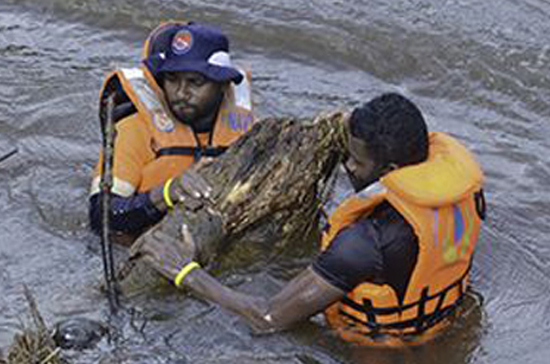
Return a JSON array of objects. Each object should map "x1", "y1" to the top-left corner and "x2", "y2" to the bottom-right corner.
[{"x1": 172, "y1": 29, "x2": 193, "y2": 55}]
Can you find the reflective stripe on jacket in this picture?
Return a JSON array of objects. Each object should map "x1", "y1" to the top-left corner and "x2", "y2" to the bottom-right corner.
[{"x1": 322, "y1": 132, "x2": 485, "y2": 346}]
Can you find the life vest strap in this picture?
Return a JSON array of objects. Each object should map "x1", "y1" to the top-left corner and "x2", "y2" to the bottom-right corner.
[
  {"x1": 112, "y1": 102, "x2": 137, "y2": 123},
  {"x1": 341, "y1": 261, "x2": 472, "y2": 333},
  {"x1": 339, "y1": 293, "x2": 464, "y2": 333},
  {"x1": 416, "y1": 287, "x2": 429, "y2": 331},
  {"x1": 155, "y1": 146, "x2": 228, "y2": 161}
]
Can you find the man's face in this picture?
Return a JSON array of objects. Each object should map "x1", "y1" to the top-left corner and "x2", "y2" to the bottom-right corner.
[
  {"x1": 161, "y1": 71, "x2": 225, "y2": 125},
  {"x1": 344, "y1": 129, "x2": 378, "y2": 192}
]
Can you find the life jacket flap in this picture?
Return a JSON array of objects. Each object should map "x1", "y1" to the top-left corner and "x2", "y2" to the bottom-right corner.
[
  {"x1": 98, "y1": 72, "x2": 138, "y2": 133},
  {"x1": 381, "y1": 132, "x2": 484, "y2": 207}
]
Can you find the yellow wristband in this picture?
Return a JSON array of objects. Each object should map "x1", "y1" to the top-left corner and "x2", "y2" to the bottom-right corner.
[
  {"x1": 174, "y1": 261, "x2": 201, "y2": 287},
  {"x1": 163, "y1": 178, "x2": 174, "y2": 209}
]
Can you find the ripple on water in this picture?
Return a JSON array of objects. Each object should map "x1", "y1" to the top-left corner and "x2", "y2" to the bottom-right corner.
[{"x1": 0, "y1": 1, "x2": 549, "y2": 363}]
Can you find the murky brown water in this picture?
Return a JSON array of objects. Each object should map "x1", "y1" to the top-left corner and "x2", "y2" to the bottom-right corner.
[{"x1": 1, "y1": 0, "x2": 550, "y2": 363}]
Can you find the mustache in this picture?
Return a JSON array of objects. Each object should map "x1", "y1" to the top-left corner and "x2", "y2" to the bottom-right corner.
[{"x1": 171, "y1": 100, "x2": 195, "y2": 108}]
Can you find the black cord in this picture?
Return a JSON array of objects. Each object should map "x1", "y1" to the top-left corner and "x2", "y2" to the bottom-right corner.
[
  {"x1": 100, "y1": 94, "x2": 120, "y2": 313},
  {"x1": 0, "y1": 147, "x2": 18, "y2": 164}
]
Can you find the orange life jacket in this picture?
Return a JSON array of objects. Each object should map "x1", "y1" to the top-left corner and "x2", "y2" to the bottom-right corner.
[
  {"x1": 322, "y1": 132, "x2": 485, "y2": 346},
  {"x1": 93, "y1": 65, "x2": 253, "y2": 194}
]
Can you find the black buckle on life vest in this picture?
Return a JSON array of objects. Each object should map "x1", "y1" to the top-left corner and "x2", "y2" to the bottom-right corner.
[
  {"x1": 475, "y1": 189, "x2": 486, "y2": 221},
  {"x1": 340, "y1": 262, "x2": 472, "y2": 334},
  {"x1": 155, "y1": 146, "x2": 228, "y2": 161}
]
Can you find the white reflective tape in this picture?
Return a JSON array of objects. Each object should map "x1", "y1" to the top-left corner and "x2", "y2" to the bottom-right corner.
[
  {"x1": 358, "y1": 181, "x2": 387, "y2": 197},
  {"x1": 120, "y1": 67, "x2": 144, "y2": 80},
  {"x1": 120, "y1": 67, "x2": 175, "y2": 132},
  {"x1": 89, "y1": 176, "x2": 101, "y2": 196},
  {"x1": 233, "y1": 70, "x2": 252, "y2": 110},
  {"x1": 89, "y1": 176, "x2": 137, "y2": 197},
  {"x1": 112, "y1": 178, "x2": 137, "y2": 196}
]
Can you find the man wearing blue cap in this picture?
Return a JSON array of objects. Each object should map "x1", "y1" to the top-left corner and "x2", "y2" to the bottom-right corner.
[{"x1": 89, "y1": 22, "x2": 253, "y2": 243}]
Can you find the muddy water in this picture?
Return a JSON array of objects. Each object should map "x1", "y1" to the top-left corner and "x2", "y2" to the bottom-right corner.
[{"x1": 0, "y1": 0, "x2": 549, "y2": 363}]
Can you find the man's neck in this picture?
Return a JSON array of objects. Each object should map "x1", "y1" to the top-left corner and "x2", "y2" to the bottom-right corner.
[{"x1": 189, "y1": 112, "x2": 218, "y2": 134}]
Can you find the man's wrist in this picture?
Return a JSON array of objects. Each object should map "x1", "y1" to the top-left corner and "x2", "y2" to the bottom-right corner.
[
  {"x1": 149, "y1": 185, "x2": 168, "y2": 212},
  {"x1": 163, "y1": 178, "x2": 175, "y2": 209},
  {"x1": 174, "y1": 261, "x2": 202, "y2": 287}
]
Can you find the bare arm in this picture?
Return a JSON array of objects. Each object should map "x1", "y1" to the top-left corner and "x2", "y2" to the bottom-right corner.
[
  {"x1": 182, "y1": 265, "x2": 345, "y2": 333},
  {"x1": 137, "y1": 224, "x2": 345, "y2": 333}
]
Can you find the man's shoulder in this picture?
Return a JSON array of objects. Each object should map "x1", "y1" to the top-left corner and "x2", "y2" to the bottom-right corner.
[
  {"x1": 331, "y1": 200, "x2": 414, "y2": 246},
  {"x1": 116, "y1": 111, "x2": 149, "y2": 133},
  {"x1": 113, "y1": 111, "x2": 154, "y2": 150}
]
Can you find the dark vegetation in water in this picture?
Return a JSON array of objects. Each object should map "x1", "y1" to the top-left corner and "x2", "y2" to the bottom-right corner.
[
  {"x1": 2, "y1": 289, "x2": 109, "y2": 364},
  {"x1": 1, "y1": 286, "x2": 62, "y2": 364}
]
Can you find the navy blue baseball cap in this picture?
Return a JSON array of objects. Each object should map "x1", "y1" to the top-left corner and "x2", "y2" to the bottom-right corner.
[{"x1": 143, "y1": 22, "x2": 243, "y2": 84}]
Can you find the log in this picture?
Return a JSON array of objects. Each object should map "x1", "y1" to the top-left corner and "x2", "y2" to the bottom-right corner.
[{"x1": 116, "y1": 110, "x2": 348, "y2": 295}]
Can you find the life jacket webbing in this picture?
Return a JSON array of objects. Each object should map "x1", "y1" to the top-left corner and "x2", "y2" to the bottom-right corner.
[
  {"x1": 155, "y1": 146, "x2": 228, "y2": 160},
  {"x1": 416, "y1": 287, "x2": 428, "y2": 331},
  {"x1": 340, "y1": 261, "x2": 471, "y2": 333},
  {"x1": 112, "y1": 102, "x2": 137, "y2": 124},
  {"x1": 339, "y1": 294, "x2": 464, "y2": 333}
]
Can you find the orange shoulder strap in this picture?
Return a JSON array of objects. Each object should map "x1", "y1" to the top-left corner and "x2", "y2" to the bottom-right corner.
[{"x1": 321, "y1": 192, "x2": 386, "y2": 251}]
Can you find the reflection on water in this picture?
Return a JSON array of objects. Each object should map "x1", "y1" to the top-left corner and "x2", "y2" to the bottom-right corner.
[{"x1": 0, "y1": 0, "x2": 549, "y2": 363}]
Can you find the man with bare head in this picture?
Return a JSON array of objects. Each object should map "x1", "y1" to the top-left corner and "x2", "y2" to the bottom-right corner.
[{"x1": 140, "y1": 93, "x2": 486, "y2": 346}]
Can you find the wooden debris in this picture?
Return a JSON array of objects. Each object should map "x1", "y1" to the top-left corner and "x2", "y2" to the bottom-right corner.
[{"x1": 117, "y1": 110, "x2": 348, "y2": 294}]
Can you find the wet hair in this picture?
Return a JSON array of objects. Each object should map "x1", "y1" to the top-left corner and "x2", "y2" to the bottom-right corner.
[{"x1": 349, "y1": 93, "x2": 429, "y2": 168}]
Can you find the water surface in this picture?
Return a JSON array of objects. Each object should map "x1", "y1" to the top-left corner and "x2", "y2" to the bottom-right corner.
[{"x1": 0, "y1": 1, "x2": 549, "y2": 363}]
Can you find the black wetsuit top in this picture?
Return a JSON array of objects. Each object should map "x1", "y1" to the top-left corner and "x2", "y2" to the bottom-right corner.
[
  {"x1": 312, "y1": 201, "x2": 419, "y2": 303},
  {"x1": 89, "y1": 192, "x2": 164, "y2": 235}
]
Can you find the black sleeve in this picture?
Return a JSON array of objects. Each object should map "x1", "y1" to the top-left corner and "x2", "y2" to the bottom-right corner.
[
  {"x1": 88, "y1": 192, "x2": 165, "y2": 235},
  {"x1": 312, "y1": 219, "x2": 384, "y2": 292},
  {"x1": 374, "y1": 204, "x2": 418, "y2": 303},
  {"x1": 312, "y1": 202, "x2": 418, "y2": 301}
]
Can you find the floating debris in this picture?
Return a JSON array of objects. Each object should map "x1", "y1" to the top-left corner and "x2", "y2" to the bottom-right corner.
[{"x1": 2, "y1": 286, "x2": 62, "y2": 364}]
